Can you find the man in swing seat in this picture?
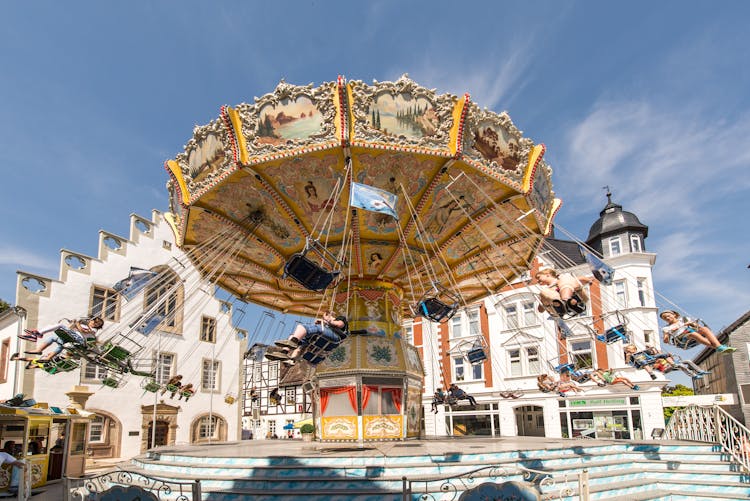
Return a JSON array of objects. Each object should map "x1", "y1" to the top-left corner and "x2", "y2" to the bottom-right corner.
[
  {"x1": 660, "y1": 310, "x2": 735, "y2": 353},
  {"x1": 534, "y1": 266, "x2": 595, "y2": 318},
  {"x1": 266, "y1": 312, "x2": 348, "y2": 366}
]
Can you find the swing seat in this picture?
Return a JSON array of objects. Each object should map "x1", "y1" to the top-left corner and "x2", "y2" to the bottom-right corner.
[
  {"x1": 669, "y1": 327, "x2": 699, "y2": 350},
  {"x1": 100, "y1": 342, "x2": 131, "y2": 362},
  {"x1": 592, "y1": 268, "x2": 613, "y2": 285},
  {"x1": 55, "y1": 327, "x2": 87, "y2": 346},
  {"x1": 570, "y1": 370, "x2": 591, "y2": 384},
  {"x1": 165, "y1": 383, "x2": 181, "y2": 396},
  {"x1": 284, "y1": 253, "x2": 340, "y2": 292},
  {"x1": 467, "y1": 347, "x2": 487, "y2": 364},
  {"x1": 417, "y1": 297, "x2": 458, "y2": 323},
  {"x1": 300, "y1": 332, "x2": 341, "y2": 365},
  {"x1": 627, "y1": 351, "x2": 655, "y2": 369},
  {"x1": 48, "y1": 358, "x2": 79, "y2": 374},
  {"x1": 597, "y1": 324, "x2": 627, "y2": 344},
  {"x1": 101, "y1": 377, "x2": 120, "y2": 388},
  {"x1": 142, "y1": 380, "x2": 161, "y2": 393},
  {"x1": 554, "y1": 362, "x2": 575, "y2": 374}
]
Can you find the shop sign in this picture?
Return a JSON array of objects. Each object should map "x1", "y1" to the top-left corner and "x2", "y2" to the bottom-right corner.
[{"x1": 569, "y1": 398, "x2": 626, "y2": 407}]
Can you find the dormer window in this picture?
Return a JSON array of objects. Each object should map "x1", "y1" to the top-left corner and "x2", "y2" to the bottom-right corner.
[
  {"x1": 608, "y1": 237, "x2": 621, "y2": 256},
  {"x1": 630, "y1": 234, "x2": 642, "y2": 253}
]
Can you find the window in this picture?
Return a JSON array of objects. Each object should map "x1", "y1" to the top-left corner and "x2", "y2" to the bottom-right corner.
[
  {"x1": 468, "y1": 309, "x2": 480, "y2": 336},
  {"x1": 269, "y1": 364, "x2": 278, "y2": 381},
  {"x1": 630, "y1": 234, "x2": 642, "y2": 253},
  {"x1": 454, "y1": 357, "x2": 465, "y2": 382},
  {"x1": 507, "y1": 345, "x2": 541, "y2": 377},
  {"x1": 471, "y1": 360, "x2": 483, "y2": 380},
  {"x1": 363, "y1": 386, "x2": 400, "y2": 415},
  {"x1": 144, "y1": 267, "x2": 182, "y2": 332},
  {"x1": 202, "y1": 359, "x2": 220, "y2": 391},
  {"x1": 523, "y1": 302, "x2": 536, "y2": 326},
  {"x1": 285, "y1": 388, "x2": 295, "y2": 405},
  {"x1": 153, "y1": 353, "x2": 175, "y2": 385},
  {"x1": 0, "y1": 338, "x2": 9, "y2": 384},
  {"x1": 82, "y1": 361, "x2": 108, "y2": 381},
  {"x1": 569, "y1": 340, "x2": 593, "y2": 369},
  {"x1": 198, "y1": 416, "x2": 219, "y2": 440},
  {"x1": 527, "y1": 346, "x2": 540, "y2": 374},
  {"x1": 451, "y1": 315, "x2": 462, "y2": 338},
  {"x1": 200, "y1": 316, "x2": 217, "y2": 343},
  {"x1": 637, "y1": 279, "x2": 647, "y2": 307},
  {"x1": 509, "y1": 349, "x2": 522, "y2": 377},
  {"x1": 268, "y1": 420, "x2": 276, "y2": 436},
  {"x1": 505, "y1": 305, "x2": 519, "y2": 329},
  {"x1": 89, "y1": 416, "x2": 105, "y2": 443},
  {"x1": 644, "y1": 330, "x2": 654, "y2": 346},
  {"x1": 614, "y1": 280, "x2": 627, "y2": 308},
  {"x1": 609, "y1": 237, "x2": 622, "y2": 256},
  {"x1": 91, "y1": 286, "x2": 119, "y2": 321},
  {"x1": 404, "y1": 324, "x2": 413, "y2": 344}
]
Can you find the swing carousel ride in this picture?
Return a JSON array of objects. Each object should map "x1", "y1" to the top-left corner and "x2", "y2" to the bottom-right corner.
[{"x1": 163, "y1": 75, "x2": 560, "y2": 441}]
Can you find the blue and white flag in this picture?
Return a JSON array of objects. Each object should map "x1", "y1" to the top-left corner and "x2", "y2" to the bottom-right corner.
[
  {"x1": 114, "y1": 267, "x2": 158, "y2": 301},
  {"x1": 350, "y1": 182, "x2": 399, "y2": 220}
]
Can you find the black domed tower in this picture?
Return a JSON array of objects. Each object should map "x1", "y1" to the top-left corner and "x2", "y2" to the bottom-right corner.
[{"x1": 586, "y1": 190, "x2": 648, "y2": 257}]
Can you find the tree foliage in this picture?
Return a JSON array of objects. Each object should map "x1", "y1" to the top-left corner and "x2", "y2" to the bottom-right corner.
[
  {"x1": 661, "y1": 384, "x2": 695, "y2": 422},
  {"x1": 0, "y1": 298, "x2": 10, "y2": 314}
]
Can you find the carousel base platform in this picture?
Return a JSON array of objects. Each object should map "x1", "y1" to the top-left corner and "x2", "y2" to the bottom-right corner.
[{"x1": 118, "y1": 436, "x2": 750, "y2": 500}]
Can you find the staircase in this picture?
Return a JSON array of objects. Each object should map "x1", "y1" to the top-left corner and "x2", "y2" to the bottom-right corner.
[{"x1": 122, "y1": 439, "x2": 750, "y2": 500}]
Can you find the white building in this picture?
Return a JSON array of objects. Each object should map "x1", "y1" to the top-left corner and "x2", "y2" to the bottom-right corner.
[
  {"x1": 413, "y1": 195, "x2": 668, "y2": 440},
  {"x1": 0, "y1": 210, "x2": 244, "y2": 460}
]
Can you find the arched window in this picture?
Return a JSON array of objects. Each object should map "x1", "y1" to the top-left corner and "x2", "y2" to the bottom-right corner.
[
  {"x1": 191, "y1": 414, "x2": 227, "y2": 443},
  {"x1": 144, "y1": 266, "x2": 184, "y2": 334},
  {"x1": 86, "y1": 410, "x2": 121, "y2": 459}
]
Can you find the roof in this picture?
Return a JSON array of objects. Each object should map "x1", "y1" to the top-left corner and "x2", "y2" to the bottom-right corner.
[
  {"x1": 542, "y1": 237, "x2": 586, "y2": 268},
  {"x1": 693, "y1": 310, "x2": 750, "y2": 364},
  {"x1": 586, "y1": 193, "x2": 648, "y2": 244}
]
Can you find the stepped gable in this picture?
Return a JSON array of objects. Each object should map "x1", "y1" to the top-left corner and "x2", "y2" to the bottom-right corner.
[{"x1": 17, "y1": 210, "x2": 165, "y2": 295}]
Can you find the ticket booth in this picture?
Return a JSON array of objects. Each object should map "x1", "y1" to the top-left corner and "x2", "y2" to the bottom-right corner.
[{"x1": 0, "y1": 404, "x2": 92, "y2": 493}]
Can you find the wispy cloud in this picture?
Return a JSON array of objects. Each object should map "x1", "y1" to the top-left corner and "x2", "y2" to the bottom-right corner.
[
  {"x1": 561, "y1": 100, "x2": 750, "y2": 225},
  {"x1": 0, "y1": 245, "x2": 58, "y2": 271},
  {"x1": 403, "y1": 37, "x2": 538, "y2": 112}
]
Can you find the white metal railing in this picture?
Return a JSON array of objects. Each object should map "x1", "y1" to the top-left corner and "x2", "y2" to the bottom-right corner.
[{"x1": 665, "y1": 404, "x2": 750, "y2": 471}]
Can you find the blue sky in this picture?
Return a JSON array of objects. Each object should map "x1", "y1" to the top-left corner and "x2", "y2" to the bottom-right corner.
[{"x1": 1, "y1": 1, "x2": 748, "y2": 385}]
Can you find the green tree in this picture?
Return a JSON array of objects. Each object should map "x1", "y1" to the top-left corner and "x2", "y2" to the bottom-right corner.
[
  {"x1": 661, "y1": 384, "x2": 694, "y2": 422},
  {"x1": 0, "y1": 298, "x2": 9, "y2": 314}
]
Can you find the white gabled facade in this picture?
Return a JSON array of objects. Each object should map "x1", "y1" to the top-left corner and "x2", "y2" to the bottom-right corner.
[
  {"x1": 1, "y1": 210, "x2": 244, "y2": 460},
  {"x1": 415, "y1": 196, "x2": 668, "y2": 441}
]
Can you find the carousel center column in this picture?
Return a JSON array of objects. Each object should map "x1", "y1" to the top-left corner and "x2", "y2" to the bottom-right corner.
[{"x1": 315, "y1": 280, "x2": 424, "y2": 441}]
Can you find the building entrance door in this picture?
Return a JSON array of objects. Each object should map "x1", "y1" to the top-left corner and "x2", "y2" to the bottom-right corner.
[
  {"x1": 147, "y1": 420, "x2": 169, "y2": 448},
  {"x1": 514, "y1": 405, "x2": 545, "y2": 436}
]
